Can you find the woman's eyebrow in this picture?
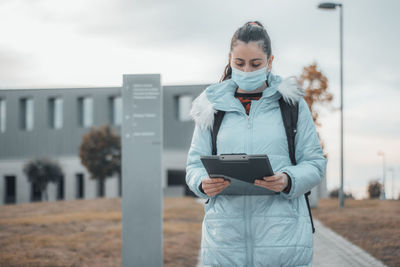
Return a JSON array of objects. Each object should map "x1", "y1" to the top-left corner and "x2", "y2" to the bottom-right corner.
[
  {"x1": 234, "y1": 58, "x2": 264, "y2": 62},
  {"x1": 250, "y1": 58, "x2": 264, "y2": 61}
]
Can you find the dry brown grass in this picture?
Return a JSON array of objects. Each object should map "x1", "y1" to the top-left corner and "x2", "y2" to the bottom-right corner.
[
  {"x1": 163, "y1": 197, "x2": 204, "y2": 267},
  {"x1": 313, "y1": 198, "x2": 400, "y2": 267},
  {"x1": 5, "y1": 196, "x2": 397, "y2": 267},
  {"x1": 0, "y1": 197, "x2": 203, "y2": 267}
]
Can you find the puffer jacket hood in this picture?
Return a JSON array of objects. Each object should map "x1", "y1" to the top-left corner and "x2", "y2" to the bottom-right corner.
[
  {"x1": 190, "y1": 72, "x2": 306, "y2": 131},
  {"x1": 186, "y1": 72, "x2": 327, "y2": 266}
]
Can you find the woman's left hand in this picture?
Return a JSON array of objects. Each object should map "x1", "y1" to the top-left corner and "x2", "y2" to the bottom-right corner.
[{"x1": 253, "y1": 172, "x2": 288, "y2": 192}]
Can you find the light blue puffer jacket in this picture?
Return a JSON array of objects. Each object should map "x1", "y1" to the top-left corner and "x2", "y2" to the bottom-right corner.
[{"x1": 186, "y1": 72, "x2": 327, "y2": 267}]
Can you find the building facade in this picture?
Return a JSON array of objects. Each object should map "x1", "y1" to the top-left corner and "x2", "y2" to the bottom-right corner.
[{"x1": 0, "y1": 82, "x2": 327, "y2": 206}]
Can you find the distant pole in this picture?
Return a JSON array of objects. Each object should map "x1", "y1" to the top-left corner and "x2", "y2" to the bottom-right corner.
[
  {"x1": 388, "y1": 168, "x2": 394, "y2": 200},
  {"x1": 317, "y1": 2, "x2": 344, "y2": 207},
  {"x1": 339, "y1": 4, "x2": 344, "y2": 208},
  {"x1": 377, "y1": 151, "x2": 386, "y2": 200}
]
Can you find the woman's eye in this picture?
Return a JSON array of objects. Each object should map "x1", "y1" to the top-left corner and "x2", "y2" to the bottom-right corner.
[
  {"x1": 235, "y1": 63, "x2": 244, "y2": 67},
  {"x1": 253, "y1": 64, "x2": 261, "y2": 67}
]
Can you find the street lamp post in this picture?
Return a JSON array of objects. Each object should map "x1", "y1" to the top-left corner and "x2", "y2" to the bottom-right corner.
[{"x1": 317, "y1": 2, "x2": 344, "y2": 207}]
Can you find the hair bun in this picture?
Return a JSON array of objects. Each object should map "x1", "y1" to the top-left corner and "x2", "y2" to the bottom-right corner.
[{"x1": 247, "y1": 21, "x2": 264, "y2": 28}]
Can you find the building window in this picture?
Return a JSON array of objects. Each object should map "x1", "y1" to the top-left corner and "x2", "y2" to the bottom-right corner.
[
  {"x1": 0, "y1": 98, "x2": 6, "y2": 133},
  {"x1": 20, "y1": 97, "x2": 34, "y2": 130},
  {"x1": 109, "y1": 95, "x2": 122, "y2": 126},
  {"x1": 48, "y1": 97, "x2": 63, "y2": 129},
  {"x1": 75, "y1": 173, "x2": 85, "y2": 199},
  {"x1": 77, "y1": 96, "x2": 93, "y2": 127},
  {"x1": 167, "y1": 169, "x2": 194, "y2": 197},
  {"x1": 167, "y1": 169, "x2": 186, "y2": 186},
  {"x1": 174, "y1": 95, "x2": 193, "y2": 121},
  {"x1": 4, "y1": 175, "x2": 16, "y2": 204}
]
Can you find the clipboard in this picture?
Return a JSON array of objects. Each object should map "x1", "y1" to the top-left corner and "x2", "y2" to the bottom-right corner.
[{"x1": 200, "y1": 153, "x2": 279, "y2": 195}]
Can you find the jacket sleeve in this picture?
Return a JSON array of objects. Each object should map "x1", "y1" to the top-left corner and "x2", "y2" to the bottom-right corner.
[
  {"x1": 279, "y1": 97, "x2": 327, "y2": 200},
  {"x1": 185, "y1": 123, "x2": 212, "y2": 199}
]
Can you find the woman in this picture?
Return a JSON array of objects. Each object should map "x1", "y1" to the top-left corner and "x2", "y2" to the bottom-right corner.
[{"x1": 186, "y1": 21, "x2": 327, "y2": 267}]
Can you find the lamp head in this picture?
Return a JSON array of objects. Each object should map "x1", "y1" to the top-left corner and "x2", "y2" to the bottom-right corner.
[{"x1": 318, "y1": 2, "x2": 341, "y2": 9}]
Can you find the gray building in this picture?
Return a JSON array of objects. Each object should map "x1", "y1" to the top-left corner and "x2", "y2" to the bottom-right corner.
[
  {"x1": 0, "y1": 83, "x2": 206, "y2": 206},
  {"x1": 0, "y1": 81, "x2": 327, "y2": 206}
]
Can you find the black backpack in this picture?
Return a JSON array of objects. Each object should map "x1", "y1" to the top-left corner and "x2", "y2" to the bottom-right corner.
[{"x1": 207, "y1": 96, "x2": 316, "y2": 234}]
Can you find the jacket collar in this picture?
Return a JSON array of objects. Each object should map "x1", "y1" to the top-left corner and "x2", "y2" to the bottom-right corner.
[{"x1": 190, "y1": 72, "x2": 305, "y2": 131}]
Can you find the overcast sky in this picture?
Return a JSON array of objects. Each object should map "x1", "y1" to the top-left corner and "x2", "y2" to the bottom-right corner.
[{"x1": 1, "y1": 0, "x2": 399, "y2": 199}]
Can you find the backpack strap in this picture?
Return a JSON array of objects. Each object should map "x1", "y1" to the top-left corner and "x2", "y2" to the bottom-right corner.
[
  {"x1": 304, "y1": 191, "x2": 314, "y2": 233},
  {"x1": 278, "y1": 97, "x2": 298, "y2": 166},
  {"x1": 279, "y1": 97, "x2": 315, "y2": 234},
  {"x1": 211, "y1": 110, "x2": 226, "y2": 156},
  {"x1": 204, "y1": 110, "x2": 225, "y2": 204}
]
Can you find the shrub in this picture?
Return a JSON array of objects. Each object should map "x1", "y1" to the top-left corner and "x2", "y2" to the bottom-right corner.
[
  {"x1": 328, "y1": 187, "x2": 354, "y2": 199},
  {"x1": 367, "y1": 180, "x2": 382, "y2": 199}
]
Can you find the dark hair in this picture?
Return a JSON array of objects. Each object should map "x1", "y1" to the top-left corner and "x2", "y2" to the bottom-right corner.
[{"x1": 220, "y1": 21, "x2": 272, "y2": 82}]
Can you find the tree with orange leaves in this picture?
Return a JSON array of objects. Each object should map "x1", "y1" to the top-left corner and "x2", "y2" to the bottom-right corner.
[{"x1": 297, "y1": 62, "x2": 333, "y2": 157}]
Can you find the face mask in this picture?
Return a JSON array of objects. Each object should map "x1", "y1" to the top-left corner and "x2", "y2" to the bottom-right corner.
[{"x1": 231, "y1": 66, "x2": 268, "y2": 91}]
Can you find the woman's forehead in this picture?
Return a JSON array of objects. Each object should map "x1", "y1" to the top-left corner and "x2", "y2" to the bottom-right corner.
[{"x1": 231, "y1": 41, "x2": 267, "y2": 59}]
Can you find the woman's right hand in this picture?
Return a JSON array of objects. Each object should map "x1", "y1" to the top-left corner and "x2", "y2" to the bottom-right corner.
[{"x1": 201, "y1": 177, "x2": 231, "y2": 197}]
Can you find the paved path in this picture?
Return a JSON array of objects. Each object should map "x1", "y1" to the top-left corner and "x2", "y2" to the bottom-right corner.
[
  {"x1": 196, "y1": 199, "x2": 387, "y2": 267},
  {"x1": 312, "y1": 219, "x2": 387, "y2": 267}
]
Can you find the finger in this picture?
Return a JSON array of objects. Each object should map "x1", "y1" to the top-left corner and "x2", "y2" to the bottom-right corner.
[
  {"x1": 206, "y1": 186, "x2": 225, "y2": 194},
  {"x1": 204, "y1": 179, "x2": 229, "y2": 189},
  {"x1": 262, "y1": 180, "x2": 283, "y2": 186},
  {"x1": 210, "y1": 184, "x2": 229, "y2": 195},
  {"x1": 255, "y1": 179, "x2": 281, "y2": 185},
  {"x1": 263, "y1": 176, "x2": 283, "y2": 183},
  {"x1": 255, "y1": 183, "x2": 281, "y2": 192},
  {"x1": 263, "y1": 175, "x2": 280, "y2": 182},
  {"x1": 254, "y1": 181, "x2": 281, "y2": 191},
  {"x1": 203, "y1": 181, "x2": 230, "y2": 193},
  {"x1": 206, "y1": 186, "x2": 226, "y2": 195},
  {"x1": 254, "y1": 180, "x2": 284, "y2": 187},
  {"x1": 203, "y1": 177, "x2": 222, "y2": 183},
  {"x1": 204, "y1": 178, "x2": 226, "y2": 184},
  {"x1": 203, "y1": 185, "x2": 224, "y2": 192},
  {"x1": 205, "y1": 181, "x2": 230, "y2": 191}
]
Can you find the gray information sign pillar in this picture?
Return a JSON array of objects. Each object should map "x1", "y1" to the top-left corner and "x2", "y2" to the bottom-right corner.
[{"x1": 122, "y1": 74, "x2": 163, "y2": 267}]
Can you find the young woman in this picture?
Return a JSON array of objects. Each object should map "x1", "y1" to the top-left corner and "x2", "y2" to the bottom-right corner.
[{"x1": 186, "y1": 21, "x2": 327, "y2": 267}]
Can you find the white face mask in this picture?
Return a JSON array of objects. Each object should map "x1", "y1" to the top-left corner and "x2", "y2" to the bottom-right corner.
[{"x1": 231, "y1": 66, "x2": 269, "y2": 91}]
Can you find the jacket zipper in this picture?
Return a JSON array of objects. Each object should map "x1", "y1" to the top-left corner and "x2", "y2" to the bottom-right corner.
[
  {"x1": 246, "y1": 102, "x2": 253, "y2": 266},
  {"x1": 245, "y1": 101, "x2": 254, "y2": 266},
  {"x1": 244, "y1": 112, "x2": 250, "y2": 265},
  {"x1": 246, "y1": 98, "x2": 264, "y2": 266}
]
